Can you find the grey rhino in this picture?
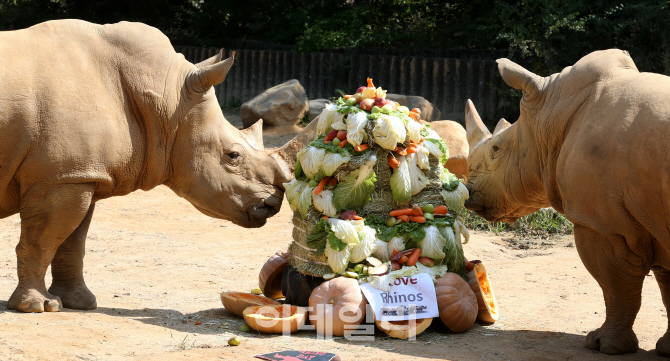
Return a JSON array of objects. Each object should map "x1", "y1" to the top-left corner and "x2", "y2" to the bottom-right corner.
[
  {"x1": 465, "y1": 49, "x2": 670, "y2": 355},
  {"x1": 0, "y1": 20, "x2": 288, "y2": 313}
]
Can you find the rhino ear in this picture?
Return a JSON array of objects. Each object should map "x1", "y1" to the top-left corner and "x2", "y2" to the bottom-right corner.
[
  {"x1": 465, "y1": 99, "x2": 491, "y2": 153},
  {"x1": 186, "y1": 51, "x2": 236, "y2": 93},
  {"x1": 492, "y1": 118, "x2": 512, "y2": 137},
  {"x1": 242, "y1": 119, "x2": 264, "y2": 151},
  {"x1": 195, "y1": 49, "x2": 224, "y2": 69},
  {"x1": 496, "y1": 58, "x2": 545, "y2": 101}
]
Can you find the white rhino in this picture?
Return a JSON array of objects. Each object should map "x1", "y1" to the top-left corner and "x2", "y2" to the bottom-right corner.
[
  {"x1": 465, "y1": 49, "x2": 670, "y2": 355},
  {"x1": 0, "y1": 20, "x2": 291, "y2": 313}
]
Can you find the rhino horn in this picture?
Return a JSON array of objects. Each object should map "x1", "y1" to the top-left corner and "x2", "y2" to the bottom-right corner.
[
  {"x1": 195, "y1": 48, "x2": 224, "y2": 69},
  {"x1": 496, "y1": 58, "x2": 545, "y2": 101},
  {"x1": 465, "y1": 99, "x2": 491, "y2": 152},
  {"x1": 269, "y1": 117, "x2": 319, "y2": 180},
  {"x1": 187, "y1": 51, "x2": 236, "y2": 93},
  {"x1": 241, "y1": 119, "x2": 264, "y2": 151},
  {"x1": 493, "y1": 118, "x2": 512, "y2": 137}
]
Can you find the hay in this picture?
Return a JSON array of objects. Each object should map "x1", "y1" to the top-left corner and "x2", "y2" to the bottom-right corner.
[{"x1": 288, "y1": 212, "x2": 332, "y2": 277}]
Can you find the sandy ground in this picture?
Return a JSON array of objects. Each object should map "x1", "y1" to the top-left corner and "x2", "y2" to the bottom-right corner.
[{"x1": 0, "y1": 111, "x2": 667, "y2": 360}]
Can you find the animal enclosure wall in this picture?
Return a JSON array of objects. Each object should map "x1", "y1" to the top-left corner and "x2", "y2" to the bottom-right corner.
[{"x1": 174, "y1": 46, "x2": 519, "y2": 128}]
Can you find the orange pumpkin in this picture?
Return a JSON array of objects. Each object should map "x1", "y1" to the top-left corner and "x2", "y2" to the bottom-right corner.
[
  {"x1": 374, "y1": 315, "x2": 432, "y2": 339},
  {"x1": 467, "y1": 261, "x2": 499, "y2": 324},
  {"x1": 220, "y1": 292, "x2": 280, "y2": 317},
  {"x1": 435, "y1": 272, "x2": 477, "y2": 333},
  {"x1": 259, "y1": 250, "x2": 290, "y2": 299},
  {"x1": 309, "y1": 277, "x2": 366, "y2": 336},
  {"x1": 243, "y1": 304, "x2": 307, "y2": 334}
]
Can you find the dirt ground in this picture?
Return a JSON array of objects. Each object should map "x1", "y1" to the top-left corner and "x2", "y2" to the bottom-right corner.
[{"x1": 0, "y1": 112, "x2": 667, "y2": 360}]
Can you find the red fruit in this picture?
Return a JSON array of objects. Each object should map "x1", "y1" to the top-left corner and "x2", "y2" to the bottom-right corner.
[
  {"x1": 324, "y1": 129, "x2": 338, "y2": 142},
  {"x1": 418, "y1": 257, "x2": 435, "y2": 267},
  {"x1": 391, "y1": 261, "x2": 401, "y2": 271},
  {"x1": 356, "y1": 86, "x2": 366, "y2": 94},
  {"x1": 374, "y1": 97, "x2": 386, "y2": 108},
  {"x1": 359, "y1": 98, "x2": 375, "y2": 111},
  {"x1": 386, "y1": 100, "x2": 398, "y2": 111},
  {"x1": 340, "y1": 210, "x2": 357, "y2": 220},
  {"x1": 336, "y1": 130, "x2": 347, "y2": 141}
]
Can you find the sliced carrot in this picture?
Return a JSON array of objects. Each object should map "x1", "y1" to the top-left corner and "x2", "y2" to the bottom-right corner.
[
  {"x1": 406, "y1": 145, "x2": 417, "y2": 154},
  {"x1": 391, "y1": 249, "x2": 399, "y2": 258},
  {"x1": 398, "y1": 255, "x2": 409, "y2": 264},
  {"x1": 411, "y1": 108, "x2": 421, "y2": 115},
  {"x1": 434, "y1": 205, "x2": 448, "y2": 214},
  {"x1": 354, "y1": 144, "x2": 369, "y2": 152},
  {"x1": 390, "y1": 208, "x2": 413, "y2": 217},
  {"x1": 344, "y1": 94, "x2": 353, "y2": 99},
  {"x1": 338, "y1": 139, "x2": 348, "y2": 148},
  {"x1": 393, "y1": 146, "x2": 407, "y2": 155},
  {"x1": 411, "y1": 206, "x2": 423, "y2": 216},
  {"x1": 367, "y1": 77, "x2": 374, "y2": 88},
  {"x1": 313, "y1": 177, "x2": 331, "y2": 195},
  {"x1": 406, "y1": 248, "x2": 422, "y2": 267},
  {"x1": 396, "y1": 215, "x2": 409, "y2": 223},
  {"x1": 327, "y1": 177, "x2": 338, "y2": 187},
  {"x1": 388, "y1": 154, "x2": 400, "y2": 169},
  {"x1": 409, "y1": 216, "x2": 426, "y2": 223}
]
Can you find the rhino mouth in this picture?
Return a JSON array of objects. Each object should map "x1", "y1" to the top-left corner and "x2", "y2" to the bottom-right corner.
[{"x1": 246, "y1": 193, "x2": 283, "y2": 227}]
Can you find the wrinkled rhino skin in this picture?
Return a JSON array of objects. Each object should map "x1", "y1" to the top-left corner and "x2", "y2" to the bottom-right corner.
[
  {"x1": 0, "y1": 20, "x2": 289, "y2": 313},
  {"x1": 465, "y1": 49, "x2": 670, "y2": 356}
]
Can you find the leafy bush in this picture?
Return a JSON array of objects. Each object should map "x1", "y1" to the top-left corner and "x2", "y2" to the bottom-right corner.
[{"x1": 458, "y1": 207, "x2": 574, "y2": 236}]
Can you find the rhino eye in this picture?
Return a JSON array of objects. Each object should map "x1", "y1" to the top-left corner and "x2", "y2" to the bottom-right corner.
[
  {"x1": 228, "y1": 152, "x2": 240, "y2": 160},
  {"x1": 492, "y1": 145, "x2": 500, "y2": 152}
]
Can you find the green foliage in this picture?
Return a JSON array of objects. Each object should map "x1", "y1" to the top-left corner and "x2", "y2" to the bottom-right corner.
[{"x1": 457, "y1": 207, "x2": 574, "y2": 236}]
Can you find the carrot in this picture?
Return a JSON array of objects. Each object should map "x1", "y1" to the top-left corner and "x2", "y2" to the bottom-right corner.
[
  {"x1": 338, "y1": 139, "x2": 348, "y2": 148},
  {"x1": 406, "y1": 145, "x2": 417, "y2": 154},
  {"x1": 367, "y1": 77, "x2": 374, "y2": 88},
  {"x1": 409, "y1": 216, "x2": 426, "y2": 223},
  {"x1": 325, "y1": 140, "x2": 332, "y2": 144},
  {"x1": 353, "y1": 216, "x2": 364, "y2": 220},
  {"x1": 398, "y1": 255, "x2": 409, "y2": 264},
  {"x1": 391, "y1": 249, "x2": 399, "y2": 258},
  {"x1": 327, "y1": 177, "x2": 338, "y2": 187},
  {"x1": 344, "y1": 94, "x2": 353, "y2": 99},
  {"x1": 434, "y1": 205, "x2": 448, "y2": 214},
  {"x1": 388, "y1": 154, "x2": 400, "y2": 169},
  {"x1": 313, "y1": 177, "x2": 331, "y2": 195},
  {"x1": 354, "y1": 144, "x2": 369, "y2": 152},
  {"x1": 411, "y1": 108, "x2": 421, "y2": 115},
  {"x1": 393, "y1": 146, "x2": 407, "y2": 155},
  {"x1": 411, "y1": 206, "x2": 423, "y2": 216},
  {"x1": 396, "y1": 215, "x2": 409, "y2": 223},
  {"x1": 405, "y1": 248, "x2": 422, "y2": 267},
  {"x1": 321, "y1": 216, "x2": 329, "y2": 220},
  {"x1": 390, "y1": 208, "x2": 413, "y2": 217},
  {"x1": 195, "y1": 321, "x2": 201, "y2": 325}
]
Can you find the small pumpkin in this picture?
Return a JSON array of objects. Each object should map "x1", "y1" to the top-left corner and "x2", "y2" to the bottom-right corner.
[
  {"x1": 259, "y1": 250, "x2": 290, "y2": 299},
  {"x1": 242, "y1": 304, "x2": 307, "y2": 334},
  {"x1": 309, "y1": 277, "x2": 366, "y2": 336},
  {"x1": 220, "y1": 292, "x2": 280, "y2": 317},
  {"x1": 467, "y1": 261, "x2": 499, "y2": 324},
  {"x1": 374, "y1": 315, "x2": 432, "y2": 339},
  {"x1": 435, "y1": 272, "x2": 477, "y2": 333}
]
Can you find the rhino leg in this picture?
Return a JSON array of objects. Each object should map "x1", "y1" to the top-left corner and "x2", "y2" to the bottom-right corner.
[
  {"x1": 7, "y1": 184, "x2": 94, "y2": 313},
  {"x1": 652, "y1": 266, "x2": 670, "y2": 357},
  {"x1": 48, "y1": 203, "x2": 97, "y2": 310},
  {"x1": 574, "y1": 224, "x2": 645, "y2": 355}
]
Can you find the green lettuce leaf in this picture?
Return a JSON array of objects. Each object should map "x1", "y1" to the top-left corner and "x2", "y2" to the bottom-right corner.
[
  {"x1": 332, "y1": 156, "x2": 377, "y2": 211},
  {"x1": 390, "y1": 155, "x2": 412, "y2": 203}
]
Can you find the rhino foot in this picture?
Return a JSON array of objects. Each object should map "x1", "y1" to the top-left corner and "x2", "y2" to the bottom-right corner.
[
  {"x1": 48, "y1": 282, "x2": 97, "y2": 310},
  {"x1": 585, "y1": 326, "x2": 638, "y2": 355},
  {"x1": 8, "y1": 288, "x2": 62, "y2": 313}
]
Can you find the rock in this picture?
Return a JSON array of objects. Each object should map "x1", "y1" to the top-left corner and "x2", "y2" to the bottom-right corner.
[
  {"x1": 385, "y1": 94, "x2": 441, "y2": 122},
  {"x1": 429, "y1": 120, "x2": 469, "y2": 179},
  {"x1": 240, "y1": 79, "x2": 309, "y2": 128},
  {"x1": 308, "y1": 99, "x2": 330, "y2": 121}
]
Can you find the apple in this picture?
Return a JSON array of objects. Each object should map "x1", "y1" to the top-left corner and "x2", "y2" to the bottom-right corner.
[
  {"x1": 359, "y1": 98, "x2": 375, "y2": 111},
  {"x1": 353, "y1": 93, "x2": 363, "y2": 104},
  {"x1": 336, "y1": 130, "x2": 347, "y2": 141},
  {"x1": 356, "y1": 86, "x2": 366, "y2": 94},
  {"x1": 381, "y1": 104, "x2": 394, "y2": 113},
  {"x1": 371, "y1": 105, "x2": 382, "y2": 114},
  {"x1": 324, "y1": 129, "x2": 338, "y2": 142},
  {"x1": 398, "y1": 105, "x2": 410, "y2": 115},
  {"x1": 373, "y1": 97, "x2": 386, "y2": 109}
]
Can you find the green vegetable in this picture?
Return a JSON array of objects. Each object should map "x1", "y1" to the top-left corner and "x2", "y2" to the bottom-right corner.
[
  {"x1": 328, "y1": 232, "x2": 347, "y2": 251},
  {"x1": 424, "y1": 137, "x2": 450, "y2": 166},
  {"x1": 441, "y1": 169, "x2": 461, "y2": 191},
  {"x1": 298, "y1": 185, "x2": 314, "y2": 218},
  {"x1": 332, "y1": 137, "x2": 340, "y2": 146},
  {"x1": 294, "y1": 159, "x2": 304, "y2": 179},
  {"x1": 421, "y1": 204, "x2": 434, "y2": 213},
  {"x1": 308, "y1": 179, "x2": 318, "y2": 187},
  {"x1": 325, "y1": 240, "x2": 351, "y2": 274},
  {"x1": 371, "y1": 105, "x2": 381, "y2": 114},
  {"x1": 306, "y1": 218, "x2": 333, "y2": 255},
  {"x1": 345, "y1": 97, "x2": 357, "y2": 106},
  {"x1": 354, "y1": 264, "x2": 364, "y2": 272},
  {"x1": 390, "y1": 155, "x2": 412, "y2": 203},
  {"x1": 424, "y1": 213, "x2": 434, "y2": 220},
  {"x1": 309, "y1": 135, "x2": 355, "y2": 157},
  {"x1": 437, "y1": 226, "x2": 468, "y2": 280},
  {"x1": 418, "y1": 225, "x2": 446, "y2": 259},
  {"x1": 385, "y1": 216, "x2": 396, "y2": 227},
  {"x1": 335, "y1": 97, "x2": 364, "y2": 115},
  {"x1": 332, "y1": 156, "x2": 377, "y2": 212}
]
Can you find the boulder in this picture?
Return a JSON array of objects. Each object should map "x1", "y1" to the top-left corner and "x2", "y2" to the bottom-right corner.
[
  {"x1": 240, "y1": 79, "x2": 309, "y2": 128},
  {"x1": 429, "y1": 120, "x2": 469, "y2": 179},
  {"x1": 307, "y1": 99, "x2": 330, "y2": 121},
  {"x1": 386, "y1": 94, "x2": 441, "y2": 122}
]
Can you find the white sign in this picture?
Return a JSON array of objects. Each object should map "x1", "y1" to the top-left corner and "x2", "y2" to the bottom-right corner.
[{"x1": 360, "y1": 273, "x2": 439, "y2": 321}]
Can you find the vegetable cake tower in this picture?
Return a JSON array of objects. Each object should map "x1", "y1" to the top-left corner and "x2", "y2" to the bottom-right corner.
[{"x1": 282, "y1": 79, "x2": 470, "y2": 304}]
